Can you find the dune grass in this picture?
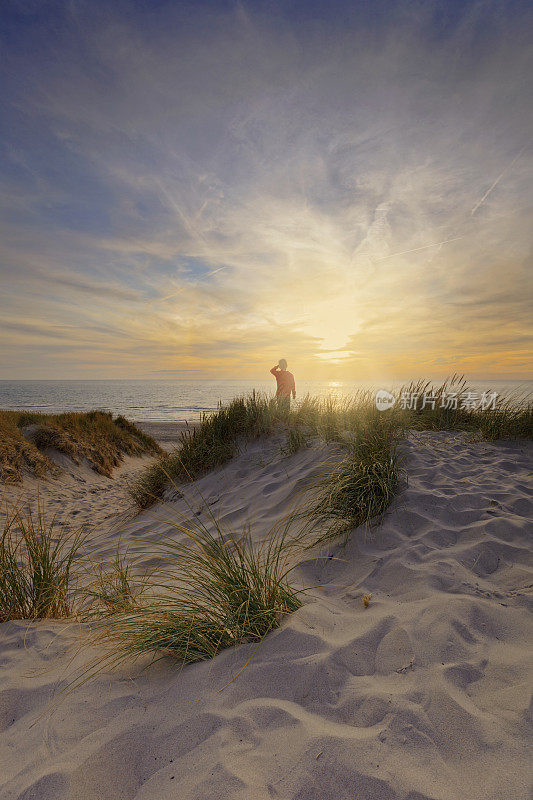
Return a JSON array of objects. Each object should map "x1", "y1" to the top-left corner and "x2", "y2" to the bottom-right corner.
[
  {"x1": 79, "y1": 393, "x2": 401, "y2": 670},
  {"x1": 129, "y1": 378, "x2": 531, "y2": 512},
  {"x1": 101, "y1": 377, "x2": 529, "y2": 668},
  {"x1": 83, "y1": 547, "x2": 146, "y2": 615},
  {"x1": 3, "y1": 378, "x2": 529, "y2": 675},
  {"x1": 303, "y1": 420, "x2": 402, "y2": 546},
  {"x1": 0, "y1": 409, "x2": 163, "y2": 482},
  {"x1": 0, "y1": 413, "x2": 52, "y2": 484},
  {"x1": 82, "y1": 512, "x2": 301, "y2": 667},
  {"x1": 298, "y1": 378, "x2": 530, "y2": 545},
  {"x1": 283, "y1": 426, "x2": 309, "y2": 455},
  {"x1": 0, "y1": 501, "x2": 84, "y2": 622},
  {"x1": 129, "y1": 393, "x2": 285, "y2": 508},
  {"x1": 398, "y1": 376, "x2": 532, "y2": 440}
]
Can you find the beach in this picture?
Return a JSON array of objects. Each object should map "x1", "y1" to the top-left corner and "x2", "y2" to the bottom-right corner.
[
  {"x1": 137, "y1": 421, "x2": 196, "y2": 452},
  {"x1": 0, "y1": 417, "x2": 532, "y2": 800},
  {"x1": 3, "y1": 0, "x2": 532, "y2": 796}
]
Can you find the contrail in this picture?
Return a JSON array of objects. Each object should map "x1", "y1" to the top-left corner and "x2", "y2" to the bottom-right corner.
[
  {"x1": 157, "y1": 286, "x2": 186, "y2": 302},
  {"x1": 363, "y1": 143, "x2": 529, "y2": 265},
  {"x1": 153, "y1": 267, "x2": 226, "y2": 303},
  {"x1": 471, "y1": 144, "x2": 528, "y2": 216},
  {"x1": 206, "y1": 267, "x2": 225, "y2": 278},
  {"x1": 373, "y1": 236, "x2": 464, "y2": 261}
]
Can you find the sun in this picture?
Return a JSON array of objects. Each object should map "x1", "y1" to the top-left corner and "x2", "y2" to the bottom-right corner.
[
  {"x1": 315, "y1": 350, "x2": 353, "y2": 363},
  {"x1": 300, "y1": 294, "x2": 359, "y2": 356}
]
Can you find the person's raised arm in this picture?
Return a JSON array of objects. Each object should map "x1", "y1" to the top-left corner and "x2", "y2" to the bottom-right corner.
[{"x1": 270, "y1": 365, "x2": 279, "y2": 375}]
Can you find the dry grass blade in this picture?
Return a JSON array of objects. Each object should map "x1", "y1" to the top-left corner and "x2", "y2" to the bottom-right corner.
[{"x1": 83, "y1": 546, "x2": 147, "y2": 614}]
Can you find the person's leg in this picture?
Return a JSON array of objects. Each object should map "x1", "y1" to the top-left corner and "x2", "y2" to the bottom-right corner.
[{"x1": 277, "y1": 396, "x2": 290, "y2": 416}]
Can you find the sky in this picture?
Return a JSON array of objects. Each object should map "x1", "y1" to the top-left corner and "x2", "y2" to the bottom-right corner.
[{"x1": 1, "y1": 0, "x2": 532, "y2": 381}]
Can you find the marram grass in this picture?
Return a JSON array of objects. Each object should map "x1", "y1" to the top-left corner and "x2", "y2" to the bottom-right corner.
[
  {"x1": 3, "y1": 380, "x2": 530, "y2": 680},
  {"x1": 83, "y1": 546, "x2": 147, "y2": 614},
  {"x1": 129, "y1": 392, "x2": 285, "y2": 508},
  {"x1": 0, "y1": 501, "x2": 84, "y2": 622},
  {"x1": 0, "y1": 409, "x2": 162, "y2": 482},
  {"x1": 82, "y1": 512, "x2": 302, "y2": 667},
  {"x1": 398, "y1": 375, "x2": 532, "y2": 440},
  {"x1": 129, "y1": 379, "x2": 531, "y2": 521},
  {"x1": 304, "y1": 435, "x2": 400, "y2": 546}
]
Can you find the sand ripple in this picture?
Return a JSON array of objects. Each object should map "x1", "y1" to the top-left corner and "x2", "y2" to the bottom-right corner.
[{"x1": 0, "y1": 431, "x2": 531, "y2": 799}]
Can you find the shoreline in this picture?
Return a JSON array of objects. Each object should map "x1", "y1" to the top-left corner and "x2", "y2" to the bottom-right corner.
[{"x1": 135, "y1": 420, "x2": 196, "y2": 452}]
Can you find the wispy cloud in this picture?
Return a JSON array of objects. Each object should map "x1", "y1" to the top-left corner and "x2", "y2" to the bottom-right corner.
[{"x1": 0, "y1": 0, "x2": 531, "y2": 379}]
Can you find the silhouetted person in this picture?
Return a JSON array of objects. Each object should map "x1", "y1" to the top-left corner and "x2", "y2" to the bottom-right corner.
[{"x1": 270, "y1": 359, "x2": 296, "y2": 411}]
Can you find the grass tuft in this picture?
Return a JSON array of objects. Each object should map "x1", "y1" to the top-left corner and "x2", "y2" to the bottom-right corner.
[
  {"x1": 303, "y1": 419, "x2": 401, "y2": 545},
  {"x1": 0, "y1": 413, "x2": 52, "y2": 484},
  {"x1": 284, "y1": 427, "x2": 308, "y2": 455},
  {"x1": 0, "y1": 501, "x2": 84, "y2": 621},
  {"x1": 84, "y1": 547, "x2": 145, "y2": 614},
  {"x1": 85, "y1": 512, "x2": 301, "y2": 666}
]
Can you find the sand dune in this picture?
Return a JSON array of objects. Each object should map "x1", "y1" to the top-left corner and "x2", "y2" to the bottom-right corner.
[
  {"x1": 0, "y1": 430, "x2": 532, "y2": 799},
  {"x1": 0, "y1": 420, "x2": 190, "y2": 536}
]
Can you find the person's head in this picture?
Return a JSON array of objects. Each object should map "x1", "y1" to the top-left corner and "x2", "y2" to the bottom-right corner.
[{"x1": 278, "y1": 358, "x2": 287, "y2": 370}]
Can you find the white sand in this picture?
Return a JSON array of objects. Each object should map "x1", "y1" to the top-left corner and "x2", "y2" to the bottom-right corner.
[
  {"x1": 0, "y1": 430, "x2": 532, "y2": 800},
  {"x1": 0, "y1": 421, "x2": 192, "y2": 534},
  {"x1": 0, "y1": 453, "x2": 152, "y2": 538}
]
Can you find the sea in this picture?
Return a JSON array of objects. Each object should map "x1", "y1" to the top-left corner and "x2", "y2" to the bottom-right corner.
[{"x1": 0, "y1": 379, "x2": 531, "y2": 423}]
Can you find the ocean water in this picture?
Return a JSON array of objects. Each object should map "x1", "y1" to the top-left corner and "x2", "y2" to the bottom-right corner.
[{"x1": 0, "y1": 379, "x2": 531, "y2": 422}]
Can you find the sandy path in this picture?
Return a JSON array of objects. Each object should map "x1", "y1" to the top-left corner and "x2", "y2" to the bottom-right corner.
[
  {"x1": 0, "y1": 455, "x2": 153, "y2": 539},
  {"x1": 0, "y1": 431, "x2": 532, "y2": 800}
]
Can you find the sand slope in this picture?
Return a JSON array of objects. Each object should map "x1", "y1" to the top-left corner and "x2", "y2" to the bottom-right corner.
[
  {"x1": 0, "y1": 420, "x2": 186, "y2": 535},
  {"x1": 0, "y1": 431, "x2": 532, "y2": 800},
  {"x1": 0, "y1": 454, "x2": 152, "y2": 539}
]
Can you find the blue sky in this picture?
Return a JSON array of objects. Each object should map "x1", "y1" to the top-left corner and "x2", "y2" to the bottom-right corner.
[{"x1": 1, "y1": 0, "x2": 531, "y2": 379}]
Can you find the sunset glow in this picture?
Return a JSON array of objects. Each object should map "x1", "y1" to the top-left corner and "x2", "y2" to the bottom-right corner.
[{"x1": 1, "y1": 1, "x2": 531, "y2": 381}]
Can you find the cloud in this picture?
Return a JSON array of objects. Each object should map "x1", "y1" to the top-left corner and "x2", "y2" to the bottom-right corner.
[{"x1": 0, "y1": 0, "x2": 531, "y2": 378}]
